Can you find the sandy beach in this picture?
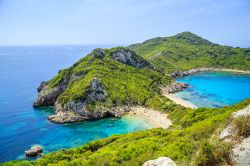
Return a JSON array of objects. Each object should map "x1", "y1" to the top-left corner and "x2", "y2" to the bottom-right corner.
[
  {"x1": 125, "y1": 106, "x2": 172, "y2": 129},
  {"x1": 164, "y1": 93, "x2": 197, "y2": 109}
]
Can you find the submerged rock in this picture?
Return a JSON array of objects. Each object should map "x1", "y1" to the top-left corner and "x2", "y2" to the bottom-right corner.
[
  {"x1": 143, "y1": 157, "x2": 177, "y2": 166},
  {"x1": 25, "y1": 145, "x2": 43, "y2": 157}
]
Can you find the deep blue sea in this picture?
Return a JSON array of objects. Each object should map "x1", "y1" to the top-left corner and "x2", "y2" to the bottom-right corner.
[
  {"x1": 175, "y1": 71, "x2": 250, "y2": 108},
  {"x1": 0, "y1": 46, "x2": 152, "y2": 163}
]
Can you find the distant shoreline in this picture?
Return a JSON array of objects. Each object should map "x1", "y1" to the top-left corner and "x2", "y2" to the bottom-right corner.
[
  {"x1": 208, "y1": 68, "x2": 250, "y2": 74},
  {"x1": 171, "y1": 68, "x2": 250, "y2": 78}
]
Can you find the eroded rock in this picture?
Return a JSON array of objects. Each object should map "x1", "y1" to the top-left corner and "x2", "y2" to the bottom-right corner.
[
  {"x1": 219, "y1": 105, "x2": 250, "y2": 165},
  {"x1": 143, "y1": 157, "x2": 177, "y2": 166},
  {"x1": 33, "y1": 72, "x2": 71, "y2": 107},
  {"x1": 47, "y1": 78, "x2": 113, "y2": 123},
  {"x1": 25, "y1": 145, "x2": 43, "y2": 157},
  {"x1": 110, "y1": 48, "x2": 152, "y2": 68},
  {"x1": 87, "y1": 78, "x2": 108, "y2": 102}
]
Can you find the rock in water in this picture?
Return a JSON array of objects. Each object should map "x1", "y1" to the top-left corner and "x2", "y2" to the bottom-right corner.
[
  {"x1": 143, "y1": 157, "x2": 177, "y2": 166},
  {"x1": 25, "y1": 145, "x2": 43, "y2": 157}
]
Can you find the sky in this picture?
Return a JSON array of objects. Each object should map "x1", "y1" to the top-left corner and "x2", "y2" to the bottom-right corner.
[{"x1": 0, "y1": 0, "x2": 250, "y2": 47}]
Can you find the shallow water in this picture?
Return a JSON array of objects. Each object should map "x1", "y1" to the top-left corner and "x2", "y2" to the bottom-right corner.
[
  {"x1": 0, "y1": 46, "x2": 152, "y2": 163},
  {"x1": 175, "y1": 71, "x2": 250, "y2": 108}
]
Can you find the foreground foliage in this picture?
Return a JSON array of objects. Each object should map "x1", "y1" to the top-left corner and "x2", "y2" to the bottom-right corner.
[{"x1": 3, "y1": 99, "x2": 250, "y2": 166}]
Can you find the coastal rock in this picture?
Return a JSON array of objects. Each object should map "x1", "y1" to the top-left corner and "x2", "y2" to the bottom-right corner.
[
  {"x1": 47, "y1": 78, "x2": 132, "y2": 123},
  {"x1": 171, "y1": 68, "x2": 209, "y2": 78},
  {"x1": 49, "y1": 101, "x2": 131, "y2": 123},
  {"x1": 25, "y1": 145, "x2": 43, "y2": 157},
  {"x1": 143, "y1": 157, "x2": 177, "y2": 166},
  {"x1": 48, "y1": 110, "x2": 86, "y2": 123},
  {"x1": 161, "y1": 81, "x2": 188, "y2": 94},
  {"x1": 33, "y1": 87, "x2": 60, "y2": 107},
  {"x1": 33, "y1": 72, "x2": 71, "y2": 107}
]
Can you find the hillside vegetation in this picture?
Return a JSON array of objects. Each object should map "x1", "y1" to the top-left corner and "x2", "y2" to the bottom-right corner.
[{"x1": 129, "y1": 32, "x2": 250, "y2": 73}]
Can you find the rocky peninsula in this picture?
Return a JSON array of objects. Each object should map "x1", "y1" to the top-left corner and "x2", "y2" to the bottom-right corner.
[{"x1": 33, "y1": 47, "x2": 173, "y2": 124}]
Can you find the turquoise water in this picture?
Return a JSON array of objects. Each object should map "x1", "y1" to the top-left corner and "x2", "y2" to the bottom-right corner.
[
  {"x1": 0, "y1": 46, "x2": 152, "y2": 163},
  {"x1": 175, "y1": 71, "x2": 250, "y2": 108}
]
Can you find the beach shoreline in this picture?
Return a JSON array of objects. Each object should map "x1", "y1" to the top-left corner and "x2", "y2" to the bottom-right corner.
[
  {"x1": 210, "y1": 68, "x2": 250, "y2": 74},
  {"x1": 171, "y1": 68, "x2": 250, "y2": 78},
  {"x1": 164, "y1": 93, "x2": 197, "y2": 109},
  {"x1": 124, "y1": 106, "x2": 172, "y2": 129}
]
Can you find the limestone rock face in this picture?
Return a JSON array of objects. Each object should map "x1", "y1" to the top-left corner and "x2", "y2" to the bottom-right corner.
[
  {"x1": 48, "y1": 101, "x2": 131, "y2": 123},
  {"x1": 47, "y1": 78, "x2": 108, "y2": 123},
  {"x1": 33, "y1": 73, "x2": 70, "y2": 107},
  {"x1": 110, "y1": 48, "x2": 152, "y2": 68},
  {"x1": 143, "y1": 157, "x2": 177, "y2": 166},
  {"x1": 87, "y1": 78, "x2": 108, "y2": 102},
  {"x1": 161, "y1": 81, "x2": 188, "y2": 94},
  {"x1": 91, "y1": 48, "x2": 106, "y2": 59},
  {"x1": 25, "y1": 145, "x2": 43, "y2": 157}
]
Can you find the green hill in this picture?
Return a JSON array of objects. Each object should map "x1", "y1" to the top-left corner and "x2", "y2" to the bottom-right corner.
[{"x1": 129, "y1": 32, "x2": 250, "y2": 73}]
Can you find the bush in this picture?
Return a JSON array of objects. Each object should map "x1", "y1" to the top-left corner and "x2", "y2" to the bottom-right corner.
[
  {"x1": 233, "y1": 115, "x2": 250, "y2": 138},
  {"x1": 195, "y1": 140, "x2": 233, "y2": 166}
]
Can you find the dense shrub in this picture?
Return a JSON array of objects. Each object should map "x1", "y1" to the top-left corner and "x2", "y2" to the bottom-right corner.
[{"x1": 233, "y1": 115, "x2": 250, "y2": 138}]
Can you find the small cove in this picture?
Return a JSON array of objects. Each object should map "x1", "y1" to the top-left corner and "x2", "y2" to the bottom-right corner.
[{"x1": 175, "y1": 71, "x2": 250, "y2": 108}]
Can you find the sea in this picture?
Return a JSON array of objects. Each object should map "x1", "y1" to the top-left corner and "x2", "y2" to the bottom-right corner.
[{"x1": 175, "y1": 71, "x2": 250, "y2": 108}]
